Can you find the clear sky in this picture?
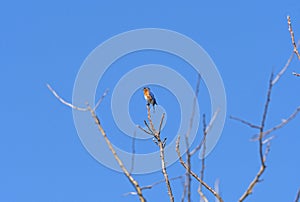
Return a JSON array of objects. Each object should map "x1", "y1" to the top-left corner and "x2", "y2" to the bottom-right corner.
[{"x1": 1, "y1": 1, "x2": 300, "y2": 202}]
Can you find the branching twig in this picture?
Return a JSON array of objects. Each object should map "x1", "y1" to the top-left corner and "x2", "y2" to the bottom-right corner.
[
  {"x1": 141, "y1": 105, "x2": 174, "y2": 202},
  {"x1": 47, "y1": 84, "x2": 146, "y2": 202},
  {"x1": 124, "y1": 176, "x2": 183, "y2": 196},
  {"x1": 287, "y1": 16, "x2": 300, "y2": 60},
  {"x1": 87, "y1": 105, "x2": 146, "y2": 202},
  {"x1": 234, "y1": 65, "x2": 300, "y2": 201},
  {"x1": 238, "y1": 73, "x2": 274, "y2": 202},
  {"x1": 239, "y1": 73, "x2": 273, "y2": 202},
  {"x1": 176, "y1": 136, "x2": 224, "y2": 202},
  {"x1": 261, "y1": 106, "x2": 300, "y2": 138}
]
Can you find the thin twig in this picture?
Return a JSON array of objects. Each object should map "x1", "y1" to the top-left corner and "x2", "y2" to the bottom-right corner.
[
  {"x1": 262, "y1": 106, "x2": 300, "y2": 137},
  {"x1": 158, "y1": 113, "x2": 165, "y2": 135},
  {"x1": 238, "y1": 165, "x2": 265, "y2": 202},
  {"x1": 141, "y1": 176, "x2": 183, "y2": 191},
  {"x1": 186, "y1": 74, "x2": 201, "y2": 139},
  {"x1": 295, "y1": 188, "x2": 300, "y2": 202},
  {"x1": 204, "y1": 109, "x2": 220, "y2": 136},
  {"x1": 259, "y1": 73, "x2": 273, "y2": 161},
  {"x1": 239, "y1": 73, "x2": 274, "y2": 202},
  {"x1": 185, "y1": 153, "x2": 192, "y2": 202},
  {"x1": 48, "y1": 84, "x2": 146, "y2": 202},
  {"x1": 272, "y1": 42, "x2": 298, "y2": 85},
  {"x1": 143, "y1": 105, "x2": 174, "y2": 202},
  {"x1": 137, "y1": 125, "x2": 152, "y2": 135},
  {"x1": 262, "y1": 135, "x2": 275, "y2": 145},
  {"x1": 182, "y1": 74, "x2": 201, "y2": 202},
  {"x1": 214, "y1": 179, "x2": 220, "y2": 202},
  {"x1": 287, "y1": 16, "x2": 300, "y2": 60},
  {"x1": 176, "y1": 136, "x2": 224, "y2": 202},
  {"x1": 198, "y1": 190, "x2": 208, "y2": 202},
  {"x1": 47, "y1": 84, "x2": 88, "y2": 111},
  {"x1": 147, "y1": 105, "x2": 156, "y2": 134},
  {"x1": 124, "y1": 176, "x2": 183, "y2": 196},
  {"x1": 144, "y1": 120, "x2": 154, "y2": 135},
  {"x1": 130, "y1": 131, "x2": 137, "y2": 174},
  {"x1": 181, "y1": 182, "x2": 187, "y2": 202},
  {"x1": 93, "y1": 89, "x2": 109, "y2": 111},
  {"x1": 190, "y1": 110, "x2": 220, "y2": 156},
  {"x1": 157, "y1": 117, "x2": 174, "y2": 202},
  {"x1": 230, "y1": 116, "x2": 261, "y2": 129},
  {"x1": 159, "y1": 138, "x2": 173, "y2": 201},
  {"x1": 198, "y1": 114, "x2": 207, "y2": 201}
]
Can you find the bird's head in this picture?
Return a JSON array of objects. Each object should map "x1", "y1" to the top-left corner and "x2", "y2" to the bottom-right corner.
[{"x1": 143, "y1": 87, "x2": 150, "y2": 93}]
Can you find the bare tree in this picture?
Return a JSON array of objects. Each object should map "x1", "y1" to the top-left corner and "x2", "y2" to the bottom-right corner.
[{"x1": 48, "y1": 16, "x2": 300, "y2": 202}]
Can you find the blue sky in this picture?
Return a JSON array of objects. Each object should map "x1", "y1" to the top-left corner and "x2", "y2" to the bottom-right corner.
[{"x1": 1, "y1": 1, "x2": 300, "y2": 202}]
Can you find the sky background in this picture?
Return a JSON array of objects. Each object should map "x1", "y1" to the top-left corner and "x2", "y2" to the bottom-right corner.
[{"x1": 1, "y1": 1, "x2": 300, "y2": 202}]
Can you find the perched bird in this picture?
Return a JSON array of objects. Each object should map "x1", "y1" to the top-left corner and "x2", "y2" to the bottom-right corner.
[{"x1": 143, "y1": 87, "x2": 157, "y2": 110}]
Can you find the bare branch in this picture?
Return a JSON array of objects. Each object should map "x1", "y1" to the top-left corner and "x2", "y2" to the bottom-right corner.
[
  {"x1": 198, "y1": 186, "x2": 208, "y2": 202},
  {"x1": 186, "y1": 74, "x2": 201, "y2": 138},
  {"x1": 124, "y1": 176, "x2": 183, "y2": 196},
  {"x1": 47, "y1": 84, "x2": 88, "y2": 111},
  {"x1": 198, "y1": 114, "x2": 208, "y2": 202},
  {"x1": 157, "y1": 119, "x2": 173, "y2": 202},
  {"x1": 176, "y1": 136, "x2": 224, "y2": 202},
  {"x1": 214, "y1": 179, "x2": 220, "y2": 202},
  {"x1": 272, "y1": 41, "x2": 299, "y2": 85},
  {"x1": 144, "y1": 120, "x2": 154, "y2": 135},
  {"x1": 238, "y1": 165, "x2": 265, "y2": 202},
  {"x1": 260, "y1": 73, "x2": 274, "y2": 135},
  {"x1": 287, "y1": 16, "x2": 300, "y2": 60},
  {"x1": 262, "y1": 135, "x2": 275, "y2": 145},
  {"x1": 146, "y1": 105, "x2": 156, "y2": 134},
  {"x1": 48, "y1": 84, "x2": 146, "y2": 202},
  {"x1": 230, "y1": 116, "x2": 261, "y2": 129},
  {"x1": 93, "y1": 88, "x2": 109, "y2": 111},
  {"x1": 182, "y1": 74, "x2": 201, "y2": 202},
  {"x1": 204, "y1": 109, "x2": 220, "y2": 136},
  {"x1": 142, "y1": 105, "x2": 174, "y2": 202},
  {"x1": 142, "y1": 176, "x2": 183, "y2": 191},
  {"x1": 239, "y1": 73, "x2": 274, "y2": 202},
  {"x1": 137, "y1": 125, "x2": 152, "y2": 135},
  {"x1": 263, "y1": 141, "x2": 271, "y2": 159},
  {"x1": 200, "y1": 114, "x2": 207, "y2": 181},
  {"x1": 262, "y1": 106, "x2": 300, "y2": 137},
  {"x1": 190, "y1": 110, "x2": 220, "y2": 156},
  {"x1": 295, "y1": 188, "x2": 300, "y2": 202},
  {"x1": 158, "y1": 113, "x2": 165, "y2": 135},
  {"x1": 130, "y1": 131, "x2": 137, "y2": 174},
  {"x1": 86, "y1": 105, "x2": 146, "y2": 202}
]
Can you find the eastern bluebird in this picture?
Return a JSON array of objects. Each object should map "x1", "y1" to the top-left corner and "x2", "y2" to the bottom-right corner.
[{"x1": 143, "y1": 87, "x2": 157, "y2": 110}]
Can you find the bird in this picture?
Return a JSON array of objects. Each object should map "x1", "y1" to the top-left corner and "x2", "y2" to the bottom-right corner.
[{"x1": 143, "y1": 87, "x2": 157, "y2": 110}]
